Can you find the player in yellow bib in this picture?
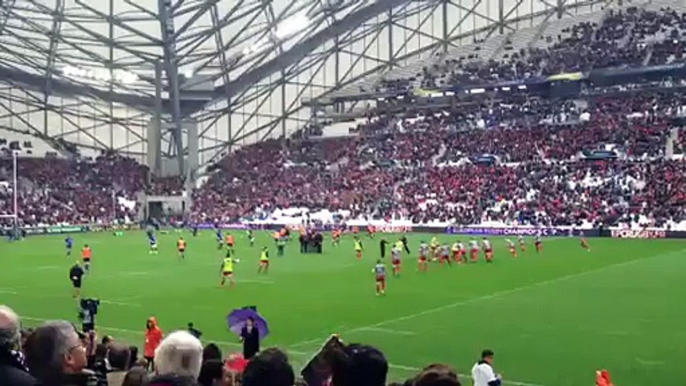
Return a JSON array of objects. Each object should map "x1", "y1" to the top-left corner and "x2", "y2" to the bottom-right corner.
[
  {"x1": 354, "y1": 236, "x2": 363, "y2": 260},
  {"x1": 219, "y1": 257, "x2": 237, "y2": 288},
  {"x1": 258, "y1": 247, "x2": 270, "y2": 274},
  {"x1": 430, "y1": 237, "x2": 439, "y2": 259}
]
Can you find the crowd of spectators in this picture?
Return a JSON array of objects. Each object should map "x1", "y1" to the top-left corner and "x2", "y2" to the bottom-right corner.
[
  {"x1": 0, "y1": 305, "x2": 475, "y2": 386},
  {"x1": 375, "y1": 6, "x2": 686, "y2": 93},
  {"x1": 0, "y1": 152, "x2": 144, "y2": 226},
  {"x1": 0, "y1": 151, "x2": 185, "y2": 227},
  {"x1": 1, "y1": 88, "x2": 684, "y2": 228},
  {"x1": 385, "y1": 159, "x2": 686, "y2": 227},
  {"x1": 190, "y1": 88, "x2": 686, "y2": 228}
]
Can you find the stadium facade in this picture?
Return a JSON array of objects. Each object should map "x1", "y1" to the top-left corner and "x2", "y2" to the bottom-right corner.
[{"x1": 0, "y1": 0, "x2": 609, "y2": 178}]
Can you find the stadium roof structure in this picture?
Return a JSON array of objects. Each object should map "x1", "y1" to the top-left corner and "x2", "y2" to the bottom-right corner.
[{"x1": 0, "y1": 0, "x2": 609, "y2": 169}]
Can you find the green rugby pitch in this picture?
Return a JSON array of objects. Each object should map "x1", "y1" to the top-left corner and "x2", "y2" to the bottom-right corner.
[{"x1": 1, "y1": 231, "x2": 685, "y2": 386}]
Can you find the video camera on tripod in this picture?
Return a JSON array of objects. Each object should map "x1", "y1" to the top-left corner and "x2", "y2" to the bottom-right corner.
[{"x1": 78, "y1": 298, "x2": 100, "y2": 332}]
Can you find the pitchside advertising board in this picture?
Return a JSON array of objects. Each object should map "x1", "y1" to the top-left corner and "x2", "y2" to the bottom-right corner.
[
  {"x1": 606, "y1": 228, "x2": 668, "y2": 239},
  {"x1": 15, "y1": 223, "x2": 140, "y2": 235},
  {"x1": 201, "y1": 223, "x2": 416, "y2": 233},
  {"x1": 445, "y1": 226, "x2": 599, "y2": 237},
  {"x1": 8, "y1": 223, "x2": 683, "y2": 239}
]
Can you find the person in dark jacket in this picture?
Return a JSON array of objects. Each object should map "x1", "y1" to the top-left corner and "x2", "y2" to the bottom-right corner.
[
  {"x1": 89, "y1": 344, "x2": 109, "y2": 386},
  {"x1": 400, "y1": 236, "x2": 410, "y2": 254},
  {"x1": 299, "y1": 233, "x2": 307, "y2": 253},
  {"x1": 313, "y1": 232, "x2": 323, "y2": 254},
  {"x1": 0, "y1": 306, "x2": 36, "y2": 386},
  {"x1": 379, "y1": 239, "x2": 389, "y2": 259},
  {"x1": 240, "y1": 318, "x2": 260, "y2": 360}
]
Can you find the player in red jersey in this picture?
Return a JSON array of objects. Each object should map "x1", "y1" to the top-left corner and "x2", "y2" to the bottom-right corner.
[
  {"x1": 482, "y1": 238, "x2": 494, "y2": 262},
  {"x1": 332, "y1": 229, "x2": 342, "y2": 246},
  {"x1": 506, "y1": 239, "x2": 518, "y2": 258},
  {"x1": 438, "y1": 244, "x2": 452, "y2": 267},
  {"x1": 469, "y1": 239, "x2": 480, "y2": 262},
  {"x1": 580, "y1": 237, "x2": 591, "y2": 252},
  {"x1": 534, "y1": 234, "x2": 543, "y2": 253},
  {"x1": 367, "y1": 225, "x2": 375, "y2": 239},
  {"x1": 373, "y1": 260, "x2": 387, "y2": 296},
  {"x1": 391, "y1": 246, "x2": 402, "y2": 277},
  {"x1": 418, "y1": 241, "x2": 429, "y2": 272},
  {"x1": 451, "y1": 241, "x2": 461, "y2": 262},
  {"x1": 459, "y1": 241, "x2": 467, "y2": 263}
]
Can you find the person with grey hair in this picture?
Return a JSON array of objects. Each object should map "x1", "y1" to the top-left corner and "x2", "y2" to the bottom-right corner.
[
  {"x1": 23, "y1": 320, "x2": 96, "y2": 386},
  {"x1": 0, "y1": 305, "x2": 36, "y2": 386},
  {"x1": 147, "y1": 331, "x2": 203, "y2": 386}
]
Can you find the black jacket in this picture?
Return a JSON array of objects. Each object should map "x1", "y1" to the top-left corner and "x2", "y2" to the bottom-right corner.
[
  {"x1": 0, "y1": 350, "x2": 36, "y2": 386},
  {"x1": 37, "y1": 370, "x2": 98, "y2": 386},
  {"x1": 147, "y1": 374, "x2": 198, "y2": 386},
  {"x1": 240, "y1": 325, "x2": 260, "y2": 359}
]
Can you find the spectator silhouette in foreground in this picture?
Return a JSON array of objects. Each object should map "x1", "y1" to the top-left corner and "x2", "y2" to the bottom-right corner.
[
  {"x1": 414, "y1": 364, "x2": 461, "y2": 386},
  {"x1": 0, "y1": 305, "x2": 36, "y2": 386},
  {"x1": 201, "y1": 344, "x2": 222, "y2": 363},
  {"x1": 24, "y1": 320, "x2": 98, "y2": 386},
  {"x1": 147, "y1": 331, "x2": 203, "y2": 386},
  {"x1": 197, "y1": 360, "x2": 226, "y2": 386},
  {"x1": 106, "y1": 345, "x2": 131, "y2": 386},
  {"x1": 120, "y1": 366, "x2": 149, "y2": 386},
  {"x1": 242, "y1": 348, "x2": 294, "y2": 386},
  {"x1": 329, "y1": 343, "x2": 388, "y2": 386},
  {"x1": 90, "y1": 344, "x2": 110, "y2": 386}
]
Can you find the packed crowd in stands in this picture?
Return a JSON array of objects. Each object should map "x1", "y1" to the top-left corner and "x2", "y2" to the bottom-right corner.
[
  {"x1": 0, "y1": 152, "x2": 144, "y2": 226},
  {"x1": 191, "y1": 88, "x2": 686, "y2": 228},
  {"x1": 1, "y1": 305, "x2": 477, "y2": 386},
  {"x1": 0, "y1": 151, "x2": 187, "y2": 226},
  {"x1": 2, "y1": 88, "x2": 686, "y2": 228}
]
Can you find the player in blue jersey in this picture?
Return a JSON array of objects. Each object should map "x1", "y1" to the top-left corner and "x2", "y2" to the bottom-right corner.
[
  {"x1": 149, "y1": 234, "x2": 158, "y2": 255},
  {"x1": 216, "y1": 228, "x2": 224, "y2": 249},
  {"x1": 65, "y1": 236, "x2": 74, "y2": 257},
  {"x1": 146, "y1": 225, "x2": 155, "y2": 240},
  {"x1": 372, "y1": 260, "x2": 387, "y2": 296}
]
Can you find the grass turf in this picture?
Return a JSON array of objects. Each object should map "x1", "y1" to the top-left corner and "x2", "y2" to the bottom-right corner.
[{"x1": 1, "y1": 231, "x2": 685, "y2": 386}]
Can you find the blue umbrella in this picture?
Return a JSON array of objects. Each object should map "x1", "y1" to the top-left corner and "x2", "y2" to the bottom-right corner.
[{"x1": 227, "y1": 308, "x2": 269, "y2": 340}]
